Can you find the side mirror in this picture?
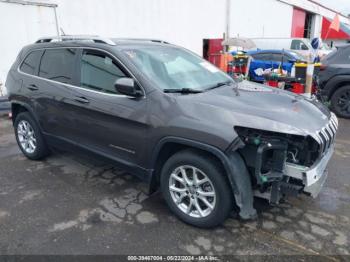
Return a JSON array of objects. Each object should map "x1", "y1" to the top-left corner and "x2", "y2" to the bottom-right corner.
[{"x1": 114, "y1": 77, "x2": 143, "y2": 97}]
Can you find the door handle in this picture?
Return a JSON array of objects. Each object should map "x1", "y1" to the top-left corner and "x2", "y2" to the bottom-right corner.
[
  {"x1": 74, "y1": 96, "x2": 90, "y2": 104},
  {"x1": 27, "y1": 84, "x2": 39, "y2": 91}
]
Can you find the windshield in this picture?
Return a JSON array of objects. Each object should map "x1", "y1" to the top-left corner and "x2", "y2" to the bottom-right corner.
[{"x1": 121, "y1": 46, "x2": 233, "y2": 91}]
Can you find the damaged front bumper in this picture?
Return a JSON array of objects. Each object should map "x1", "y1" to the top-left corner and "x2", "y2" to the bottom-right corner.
[
  {"x1": 234, "y1": 114, "x2": 337, "y2": 217},
  {"x1": 254, "y1": 145, "x2": 334, "y2": 203},
  {"x1": 285, "y1": 145, "x2": 333, "y2": 198}
]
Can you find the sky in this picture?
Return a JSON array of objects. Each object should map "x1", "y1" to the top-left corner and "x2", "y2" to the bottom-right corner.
[{"x1": 316, "y1": 0, "x2": 350, "y2": 16}]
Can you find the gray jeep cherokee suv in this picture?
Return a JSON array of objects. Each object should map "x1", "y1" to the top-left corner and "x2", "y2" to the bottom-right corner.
[{"x1": 6, "y1": 36, "x2": 338, "y2": 227}]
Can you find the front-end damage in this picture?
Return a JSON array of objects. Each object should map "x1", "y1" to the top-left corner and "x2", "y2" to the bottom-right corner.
[{"x1": 232, "y1": 113, "x2": 338, "y2": 206}]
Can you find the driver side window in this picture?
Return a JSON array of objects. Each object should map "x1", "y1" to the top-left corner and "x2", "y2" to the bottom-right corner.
[
  {"x1": 291, "y1": 40, "x2": 309, "y2": 51},
  {"x1": 80, "y1": 50, "x2": 126, "y2": 94}
]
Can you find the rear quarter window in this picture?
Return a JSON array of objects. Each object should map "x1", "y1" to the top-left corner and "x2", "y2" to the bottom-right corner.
[{"x1": 20, "y1": 50, "x2": 43, "y2": 75}]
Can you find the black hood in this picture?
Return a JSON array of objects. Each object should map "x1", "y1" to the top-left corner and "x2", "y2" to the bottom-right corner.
[{"x1": 177, "y1": 81, "x2": 331, "y2": 137}]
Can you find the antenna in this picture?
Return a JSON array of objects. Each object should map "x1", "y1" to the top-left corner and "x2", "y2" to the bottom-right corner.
[{"x1": 60, "y1": 28, "x2": 66, "y2": 36}]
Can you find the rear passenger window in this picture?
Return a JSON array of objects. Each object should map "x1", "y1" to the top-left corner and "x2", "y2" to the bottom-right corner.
[
  {"x1": 20, "y1": 50, "x2": 43, "y2": 75},
  {"x1": 39, "y1": 48, "x2": 77, "y2": 84},
  {"x1": 80, "y1": 50, "x2": 126, "y2": 94}
]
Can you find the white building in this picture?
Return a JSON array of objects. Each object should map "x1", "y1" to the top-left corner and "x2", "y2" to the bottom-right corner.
[{"x1": 1, "y1": 0, "x2": 349, "y2": 94}]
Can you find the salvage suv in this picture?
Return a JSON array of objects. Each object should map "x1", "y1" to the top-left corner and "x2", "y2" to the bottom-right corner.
[{"x1": 6, "y1": 36, "x2": 338, "y2": 228}]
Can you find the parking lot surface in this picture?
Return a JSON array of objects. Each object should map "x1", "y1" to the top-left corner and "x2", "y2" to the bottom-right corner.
[{"x1": 0, "y1": 116, "x2": 349, "y2": 259}]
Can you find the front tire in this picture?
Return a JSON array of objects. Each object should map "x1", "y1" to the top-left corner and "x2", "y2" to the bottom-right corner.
[
  {"x1": 14, "y1": 112, "x2": 49, "y2": 160},
  {"x1": 331, "y1": 85, "x2": 350, "y2": 119},
  {"x1": 160, "y1": 150, "x2": 233, "y2": 228}
]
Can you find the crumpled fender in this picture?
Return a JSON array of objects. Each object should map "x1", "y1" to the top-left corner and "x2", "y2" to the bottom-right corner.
[{"x1": 226, "y1": 151, "x2": 257, "y2": 220}]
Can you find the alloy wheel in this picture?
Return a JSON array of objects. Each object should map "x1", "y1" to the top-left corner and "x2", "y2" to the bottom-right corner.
[
  {"x1": 17, "y1": 120, "x2": 37, "y2": 154},
  {"x1": 168, "y1": 165, "x2": 216, "y2": 218}
]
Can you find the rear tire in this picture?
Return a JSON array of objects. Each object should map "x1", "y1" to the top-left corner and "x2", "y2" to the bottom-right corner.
[
  {"x1": 330, "y1": 85, "x2": 350, "y2": 119},
  {"x1": 160, "y1": 150, "x2": 233, "y2": 228},
  {"x1": 14, "y1": 112, "x2": 49, "y2": 160}
]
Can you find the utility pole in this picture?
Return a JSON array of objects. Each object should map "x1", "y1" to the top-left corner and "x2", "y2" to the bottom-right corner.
[{"x1": 225, "y1": 0, "x2": 231, "y2": 41}]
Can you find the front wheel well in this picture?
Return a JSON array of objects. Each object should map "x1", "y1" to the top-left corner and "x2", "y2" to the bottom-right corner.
[
  {"x1": 329, "y1": 81, "x2": 350, "y2": 99},
  {"x1": 150, "y1": 142, "x2": 227, "y2": 193}
]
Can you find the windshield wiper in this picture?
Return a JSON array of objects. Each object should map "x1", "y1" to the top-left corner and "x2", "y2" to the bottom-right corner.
[
  {"x1": 204, "y1": 81, "x2": 233, "y2": 91},
  {"x1": 163, "y1": 88, "x2": 203, "y2": 94}
]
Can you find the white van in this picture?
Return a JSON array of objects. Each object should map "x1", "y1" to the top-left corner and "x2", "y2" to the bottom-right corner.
[{"x1": 250, "y1": 38, "x2": 315, "y2": 61}]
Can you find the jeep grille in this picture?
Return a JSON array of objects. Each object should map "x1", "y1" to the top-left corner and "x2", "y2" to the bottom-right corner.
[{"x1": 313, "y1": 113, "x2": 338, "y2": 155}]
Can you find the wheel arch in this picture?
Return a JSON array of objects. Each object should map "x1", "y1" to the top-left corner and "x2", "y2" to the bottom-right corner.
[
  {"x1": 148, "y1": 137, "x2": 234, "y2": 194},
  {"x1": 11, "y1": 101, "x2": 40, "y2": 126},
  {"x1": 325, "y1": 75, "x2": 350, "y2": 99},
  {"x1": 148, "y1": 136, "x2": 257, "y2": 220}
]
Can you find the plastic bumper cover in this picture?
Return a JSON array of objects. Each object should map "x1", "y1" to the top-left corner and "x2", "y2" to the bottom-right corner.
[{"x1": 285, "y1": 145, "x2": 334, "y2": 198}]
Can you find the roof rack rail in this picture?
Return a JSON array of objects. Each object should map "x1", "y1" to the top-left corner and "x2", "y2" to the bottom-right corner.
[
  {"x1": 35, "y1": 35, "x2": 116, "y2": 46},
  {"x1": 112, "y1": 38, "x2": 170, "y2": 44}
]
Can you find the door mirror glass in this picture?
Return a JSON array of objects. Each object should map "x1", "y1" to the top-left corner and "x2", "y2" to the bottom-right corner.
[{"x1": 114, "y1": 78, "x2": 142, "y2": 97}]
